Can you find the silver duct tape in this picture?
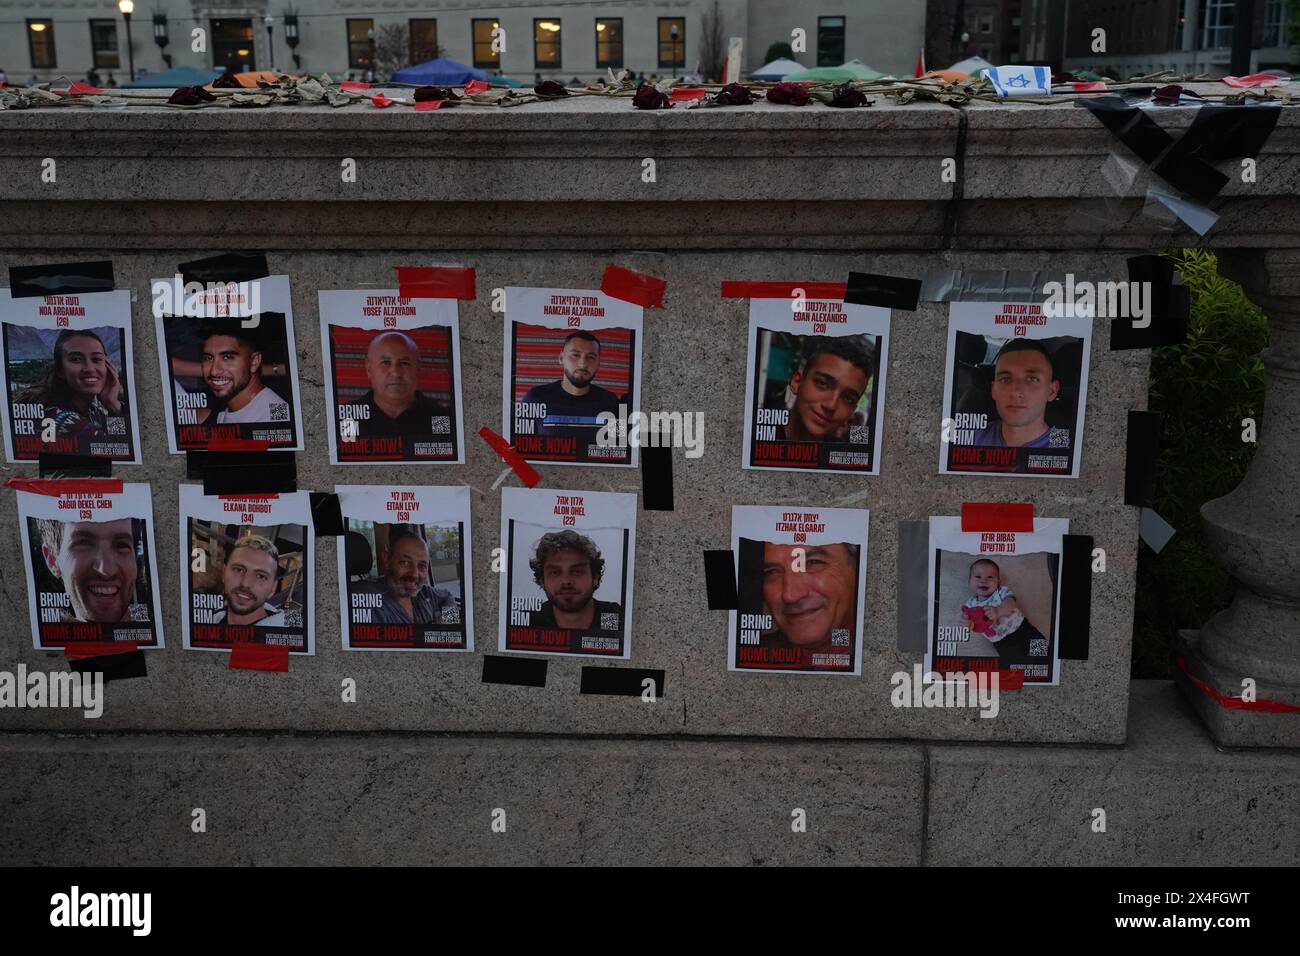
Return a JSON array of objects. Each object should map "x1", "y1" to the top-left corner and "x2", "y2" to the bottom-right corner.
[
  {"x1": 896, "y1": 520, "x2": 930, "y2": 654},
  {"x1": 919, "y1": 269, "x2": 1112, "y2": 303}
]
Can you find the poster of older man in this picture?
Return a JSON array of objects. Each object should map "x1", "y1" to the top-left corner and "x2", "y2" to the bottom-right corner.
[
  {"x1": 335, "y1": 484, "x2": 473, "y2": 651},
  {"x1": 728, "y1": 504, "x2": 869, "y2": 674},
  {"x1": 16, "y1": 480, "x2": 164, "y2": 650},
  {"x1": 319, "y1": 289, "x2": 465, "y2": 464}
]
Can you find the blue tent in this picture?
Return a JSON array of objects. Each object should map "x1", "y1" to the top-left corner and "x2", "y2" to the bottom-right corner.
[
  {"x1": 123, "y1": 66, "x2": 222, "y2": 89},
  {"x1": 391, "y1": 57, "x2": 488, "y2": 85}
]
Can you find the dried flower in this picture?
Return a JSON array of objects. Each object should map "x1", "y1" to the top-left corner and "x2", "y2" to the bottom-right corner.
[
  {"x1": 827, "y1": 83, "x2": 868, "y2": 108},
  {"x1": 167, "y1": 85, "x2": 217, "y2": 106},
  {"x1": 211, "y1": 71, "x2": 241, "y2": 89},
  {"x1": 714, "y1": 83, "x2": 756, "y2": 105},
  {"x1": 414, "y1": 85, "x2": 460, "y2": 102},
  {"x1": 534, "y1": 80, "x2": 570, "y2": 98},
  {"x1": 766, "y1": 82, "x2": 810, "y2": 106},
  {"x1": 632, "y1": 83, "x2": 673, "y2": 110}
]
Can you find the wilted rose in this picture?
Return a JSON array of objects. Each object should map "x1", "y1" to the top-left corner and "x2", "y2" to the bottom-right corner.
[
  {"x1": 167, "y1": 85, "x2": 217, "y2": 106},
  {"x1": 828, "y1": 83, "x2": 867, "y2": 108},
  {"x1": 714, "y1": 83, "x2": 755, "y2": 105},
  {"x1": 534, "y1": 80, "x2": 569, "y2": 97},
  {"x1": 766, "y1": 82, "x2": 809, "y2": 106},
  {"x1": 632, "y1": 83, "x2": 672, "y2": 110},
  {"x1": 211, "y1": 71, "x2": 241, "y2": 89},
  {"x1": 1152, "y1": 84, "x2": 1184, "y2": 105},
  {"x1": 414, "y1": 85, "x2": 459, "y2": 102}
]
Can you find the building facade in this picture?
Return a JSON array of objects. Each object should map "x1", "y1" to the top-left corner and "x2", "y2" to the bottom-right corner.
[
  {"x1": 1020, "y1": 0, "x2": 1295, "y2": 76},
  {"x1": 0, "y1": 0, "x2": 924, "y2": 86}
]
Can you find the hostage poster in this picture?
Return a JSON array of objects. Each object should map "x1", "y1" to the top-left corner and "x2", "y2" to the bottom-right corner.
[
  {"x1": 729, "y1": 504, "x2": 869, "y2": 674},
  {"x1": 939, "y1": 300, "x2": 1092, "y2": 478},
  {"x1": 319, "y1": 289, "x2": 466, "y2": 465},
  {"x1": 153, "y1": 274, "x2": 305, "y2": 453},
  {"x1": 15, "y1": 480, "x2": 164, "y2": 650},
  {"x1": 179, "y1": 484, "x2": 314, "y2": 654},
  {"x1": 0, "y1": 288, "x2": 142, "y2": 464},
  {"x1": 335, "y1": 484, "x2": 473, "y2": 651},
  {"x1": 925, "y1": 515, "x2": 1067, "y2": 686},
  {"x1": 740, "y1": 292, "x2": 890, "y2": 473},
  {"x1": 502, "y1": 287, "x2": 643, "y2": 467},
  {"x1": 498, "y1": 486, "x2": 636, "y2": 658}
]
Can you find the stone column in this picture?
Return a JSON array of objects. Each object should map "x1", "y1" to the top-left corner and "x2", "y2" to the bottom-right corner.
[{"x1": 1177, "y1": 249, "x2": 1300, "y2": 747}]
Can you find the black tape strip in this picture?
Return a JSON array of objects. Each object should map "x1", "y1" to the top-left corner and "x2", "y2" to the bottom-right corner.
[
  {"x1": 896, "y1": 520, "x2": 930, "y2": 653},
  {"x1": 1077, "y1": 94, "x2": 1220, "y2": 198},
  {"x1": 38, "y1": 453, "x2": 112, "y2": 478},
  {"x1": 640, "y1": 444, "x2": 674, "y2": 511},
  {"x1": 1058, "y1": 534, "x2": 1093, "y2": 661},
  {"x1": 1153, "y1": 104, "x2": 1280, "y2": 201},
  {"x1": 9, "y1": 261, "x2": 115, "y2": 298},
  {"x1": 844, "y1": 271, "x2": 922, "y2": 311},
  {"x1": 579, "y1": 666, "x2": 666, "y2": 697},
  {"x1": 309, "y1": 492, "x2": 346, "y2": 536},
  {"x1": 1110, "y1": 255, "x2": 1190, "y2": 350},
  {"x1": 187, "y1": 450, "x2": 298, "y2": 495},
  {"x1": 70, "y1": 650, "x2": 147, "y2": 683},
  {"x1": 481, "y1": 655, "x2": 547, "y2": 687},
  {"x1": 178, "y1": 252, "x2": 270, "y2": 285},
  {"x1": 703, "y1": 550, "x2": 738, "y2": 610},
  {"x1": 1124, "y1": 410, "x2": 1162, "y2": 508}
]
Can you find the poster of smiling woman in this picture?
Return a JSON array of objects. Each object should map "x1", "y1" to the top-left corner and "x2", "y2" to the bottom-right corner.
[{"x1": 0, "y1": 287, "x2": 142, "y2": 463}]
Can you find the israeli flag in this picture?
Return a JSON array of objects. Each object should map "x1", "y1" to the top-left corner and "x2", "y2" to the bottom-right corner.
[{"x1": 987, "y1": 65, "x2": 1051, "y2": 97}]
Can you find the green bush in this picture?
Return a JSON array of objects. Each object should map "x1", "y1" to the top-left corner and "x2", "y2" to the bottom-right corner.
[
  {"x1": 763, "y1": 42, "x2": 795, "y2": 64},
  {"x1": 1131, "y1": 249, "x2": 1267, "y2": 677}
]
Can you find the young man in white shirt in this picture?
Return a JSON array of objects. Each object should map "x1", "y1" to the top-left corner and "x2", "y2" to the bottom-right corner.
[{"x1": 200, "y1": 323, "x2": 289, "y2": 425}]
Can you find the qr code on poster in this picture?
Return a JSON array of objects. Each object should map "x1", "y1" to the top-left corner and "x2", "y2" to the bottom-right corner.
[
  {"x1": 600, "y1": 612, "x2": 620, "y2": 631},
  {"x1": 831, "y1": 628, "x2": 850, "y2": 647},
  {"x1": 283, "y1": 609, "x2": 303, "y2": 627},
  {"x1": 1048, "y1": 427, "x2": 1070, "y2": 448},
  {"x1": 1029, "y1": 638, "x2": 1049, "y2": 657},
  {"x1": 128, "y1": 603, "x2": 150, "y2": 623},
  {"x1": 439, "y1": 604, "x2": 460, "y2": 625},
  {"x1": 431, "y1": 416, "x2": 451, "y2": 434},
  {"x1": 849, "y1": 424, "x2": 870, "y2": 444},
  {"x1": 269, "y1": 402, "x2": 290, "y2": 422},
  {"x1": 106, "y1": 417, "x2": 126, "y2": 435}
]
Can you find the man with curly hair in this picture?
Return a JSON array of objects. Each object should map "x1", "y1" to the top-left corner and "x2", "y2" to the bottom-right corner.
[{"x1": 528, "y1": 529, "x2": 622, "y2": 631}]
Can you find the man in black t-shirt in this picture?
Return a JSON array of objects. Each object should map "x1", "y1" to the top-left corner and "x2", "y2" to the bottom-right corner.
[
  {"x1": 354, "y1": 331, "x2": 449, "y2": 437},
  {"x1": 527, "y1": 530, "x2": 622, "y2": 635},
  {"x1": 518, "y1": 331, "x2": 622, "y2": 441}
]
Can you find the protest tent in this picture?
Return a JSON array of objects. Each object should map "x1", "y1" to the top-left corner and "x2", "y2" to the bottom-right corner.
[
  {"x1": 123, "y1": 67, "x2": 222, "y2": 88},
  {"x1": 750, "y1": 58, "x2": 804, "y2": 81},
  {"x1": 392, "y1": 58, "x2": 489, "y2": 85}
]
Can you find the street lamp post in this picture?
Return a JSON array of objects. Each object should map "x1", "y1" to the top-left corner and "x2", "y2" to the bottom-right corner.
[
  {"x1": 284, "y1": 10, "x2": 301, "y2": 70},
  {"x1": 265, "y1": 16, "x2": 275, "y2": 71},
  {"x1": 671, "y1": 23, "x2": 679, "y2": 78},
  {"x1": 118, "y1": 0, "x2": 135, "y2": 82},
  {"x1": 153, "y1": 13, "x2": 171, "y2": 69}
]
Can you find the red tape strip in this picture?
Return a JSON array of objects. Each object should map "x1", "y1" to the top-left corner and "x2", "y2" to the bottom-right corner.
[
  {"x1": 64, "y1": 642, "x2": 139, "y2": 660},
  {"x1": 720, "y1": 281, "x2": 848, "y2": 300},
  {"x1": 1221, "y1": 73, "x2": 1286, "y2": 88},
  {"x1": 961, "y1": 502, "x2": 1034, "y2": 532},
  {"x1": 670, "y1": 87, "x2": 708, "y2": 102},
  {"x1": 4, "y1": 477, "x2": 124, "y2": 496},
  {"x1": 205, "y1": 437, "x2": 271, "y2": 452},
  {"x1": 68, "y1": 82, "x2": 105, "y2": 95},
  {"x1": 463, "y1": 80, "x2": 491, "y2": 94},
  {"x1": 370, "y1": 93, "x2": 395, "y2": 108},
  {"x1": 414, "y1": 99, "x2": 443, "y2": 111},
  {"x1": 600, "y1": 264, "x2": 667, "y2": 309},
  {"x1": 478, "y1": 427, "x2": 541, "y2": 488},
  {"x1": 229, "y1": 643, "x2": 290, "y2": 672},
  {"x1": 341, "y1": 81, "x2": 373, "y2": 91},
  {"x1": 1176, "y1": 656, "x2": 1300, "y2": 713},
  {"x1": 395, "y1": 266, "x2": 477, "y2": 300}
]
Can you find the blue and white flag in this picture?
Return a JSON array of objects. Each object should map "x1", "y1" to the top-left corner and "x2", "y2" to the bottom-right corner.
[{"x1": 986, "y1": 65, "x2": 1051, "y2": 97}]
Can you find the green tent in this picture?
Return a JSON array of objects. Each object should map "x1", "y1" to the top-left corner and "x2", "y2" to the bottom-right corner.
[{"x1": 781, "y1": 61, "x2": 885, "y2": 83}]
